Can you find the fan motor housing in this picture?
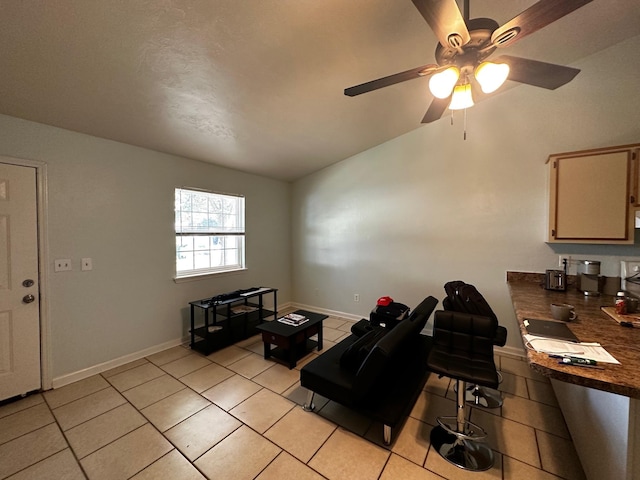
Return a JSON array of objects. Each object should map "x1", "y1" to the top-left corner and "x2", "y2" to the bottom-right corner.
[{"x1": 435, "y1": 17, "x2": 499, "y2": 67}]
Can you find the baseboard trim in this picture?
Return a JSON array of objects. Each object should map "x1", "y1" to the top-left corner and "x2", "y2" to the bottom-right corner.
[
  {"x1": 51, "y1": 337, "x2": 188, "y2": 389},
  {"x1": 495, "y1": 344, "x2": 526, "y2": 360},
  {"x1": 290, "y1": 302, "x2": 363, "y2": 322}
]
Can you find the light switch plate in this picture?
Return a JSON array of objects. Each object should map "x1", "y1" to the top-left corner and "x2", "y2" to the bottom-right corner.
[
  {"x1": 81, "y1": 258, "x2": 93, "y2": 271},
  {"x1": 54, "y1": 259, "x2": 72, "y2": 272}
]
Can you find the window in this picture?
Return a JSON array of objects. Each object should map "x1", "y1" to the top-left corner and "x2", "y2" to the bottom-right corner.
[{"x1": 175, "y1": 188, "x2": 245, "y2": 277}]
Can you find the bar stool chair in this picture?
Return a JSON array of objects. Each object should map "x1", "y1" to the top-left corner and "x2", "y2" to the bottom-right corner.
[
  {"x1": 443, "y1": 281, "x2": 507, "y2": 409},
  {"x1": 426, "y1": 310, "x2": 499, "y2": 471}
]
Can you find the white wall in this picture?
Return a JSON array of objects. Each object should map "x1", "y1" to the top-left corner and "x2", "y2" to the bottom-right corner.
[
  {"x1": 291, "y1": 35, "x2": 640, "y2": 352},
  {"x1": 0, "y1": 116, "x2": 292, "y2": 379}
]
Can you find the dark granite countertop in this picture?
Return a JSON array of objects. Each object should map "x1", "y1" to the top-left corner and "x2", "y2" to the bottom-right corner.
[{"x1": 507, "y1": 272, "x2": 640, "y2": 399}]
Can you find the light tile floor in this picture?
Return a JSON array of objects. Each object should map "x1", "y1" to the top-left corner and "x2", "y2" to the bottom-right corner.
[{"x1": 0, "y1": 310, "x2": 586, "y2": 480}]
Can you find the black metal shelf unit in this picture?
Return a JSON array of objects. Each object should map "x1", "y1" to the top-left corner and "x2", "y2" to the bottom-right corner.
[{"x1": 189, "y1": 288, "x2": 277, "y2": 355}]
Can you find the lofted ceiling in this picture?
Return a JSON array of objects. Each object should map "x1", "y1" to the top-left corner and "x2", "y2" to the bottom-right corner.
[{"x1": 0, "y1": 0, "x2": 639, "y2": 181}]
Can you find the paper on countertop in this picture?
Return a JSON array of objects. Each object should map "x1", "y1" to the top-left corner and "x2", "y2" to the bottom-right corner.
[{"x1": 524, "y1": 334, "x2": 620, "y2": 364}]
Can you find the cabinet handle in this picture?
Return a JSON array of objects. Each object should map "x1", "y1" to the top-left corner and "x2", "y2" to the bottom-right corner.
[{"x1": 631, "y1": 196, "x2": 636, "y2": 204}]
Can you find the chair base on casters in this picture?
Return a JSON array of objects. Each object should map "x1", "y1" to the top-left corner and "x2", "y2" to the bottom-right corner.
[
  {"x1": 432, "y1": 379, "x2": 495, "y2": 471},
  {"x1": 430, "y1": 424, "x2": 495, "y2": 471}
]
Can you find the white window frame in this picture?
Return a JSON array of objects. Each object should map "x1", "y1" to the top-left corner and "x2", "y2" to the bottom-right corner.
[{"x1": 175, "y1": 187, "x2": 245, "y2": 279}]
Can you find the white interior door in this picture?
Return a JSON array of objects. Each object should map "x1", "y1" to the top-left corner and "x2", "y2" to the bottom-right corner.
[{"x1": 0, "y1": 163, "x2": 41, "y2": 400}]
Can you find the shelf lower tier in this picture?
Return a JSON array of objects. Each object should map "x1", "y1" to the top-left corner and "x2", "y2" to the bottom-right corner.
[
  {"x1": 191, "y1": 317, "x2": 269, "y2": 355},
  {"x1": 268, "y1": 339, "x2": 319, "y2": 366}
]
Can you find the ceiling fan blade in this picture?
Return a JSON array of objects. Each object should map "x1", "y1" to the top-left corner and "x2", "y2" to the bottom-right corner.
[
  {"x1": 422, "y1": 96, "x2": 450, "y2": 123},
  {"x1": 494, "y1": 55, "x2": 580, "y2": 90},
  {"x1": 344, "y1": 64, "x2": 438, "y2": 97},
  {"x1": 491, "y1": 0, "x2": 593, "y2": 48},
  {"x1": 411, "y1": 0, "x2": 470, "y2": 49}
]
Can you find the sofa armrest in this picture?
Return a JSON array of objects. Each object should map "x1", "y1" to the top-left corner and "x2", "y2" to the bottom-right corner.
[{"x1": 352, "y1": 317, "x2": 416, "y2": 401}]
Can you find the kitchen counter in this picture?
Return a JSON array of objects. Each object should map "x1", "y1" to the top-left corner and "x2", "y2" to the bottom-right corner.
[
  {"x1": 507, "y1": 272, "x2": 640, "y2": 480},
  {"x1": 507, "y1": 272, "x2": 640, "y2": 399}
]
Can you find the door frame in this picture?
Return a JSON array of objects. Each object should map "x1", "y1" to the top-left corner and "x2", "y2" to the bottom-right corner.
[{"x1": 0, "y1": 156, "x2": 51, "y2": 391}]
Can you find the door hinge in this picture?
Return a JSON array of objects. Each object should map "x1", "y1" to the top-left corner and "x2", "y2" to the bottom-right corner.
[{"x1": 551, "y1": 229, "x2": 556, "y2": 237}]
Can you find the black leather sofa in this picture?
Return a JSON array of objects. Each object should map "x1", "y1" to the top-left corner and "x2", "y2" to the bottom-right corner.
[{"x1": 299, "y1": 296, "x2": 438, "y2": 444}]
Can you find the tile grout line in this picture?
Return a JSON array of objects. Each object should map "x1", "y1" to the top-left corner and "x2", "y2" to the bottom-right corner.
[{"x1": 41, "y1": 393, "x2": 90, "y2": 480}]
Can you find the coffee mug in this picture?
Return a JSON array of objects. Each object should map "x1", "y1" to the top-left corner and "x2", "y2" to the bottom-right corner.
[
  {"x1": 626, "y1": 297, "x2": 639, "y2": 314},
  {"x1": 551, "y1": 303, "x2": 577, "y2": 322}
]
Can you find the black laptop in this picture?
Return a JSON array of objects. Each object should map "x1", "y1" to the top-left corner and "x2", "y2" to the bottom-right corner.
[{"x1": 523, "y1": 318, "x2": 580, "y2": 343}]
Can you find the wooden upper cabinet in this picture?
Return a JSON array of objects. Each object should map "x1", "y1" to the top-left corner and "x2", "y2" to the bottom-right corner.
[{"x1": 547, "y1": 143, "x2": 639, "y2": 244}]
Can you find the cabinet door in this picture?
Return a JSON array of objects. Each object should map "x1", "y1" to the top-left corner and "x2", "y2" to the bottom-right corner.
[{"x1": 548, "y1": 146, "x2": 635, "y2": 244}]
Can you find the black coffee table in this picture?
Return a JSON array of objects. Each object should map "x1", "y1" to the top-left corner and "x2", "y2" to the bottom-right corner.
[{"x1": 256, "y1": 310, "x2": 327, "y2": 369}]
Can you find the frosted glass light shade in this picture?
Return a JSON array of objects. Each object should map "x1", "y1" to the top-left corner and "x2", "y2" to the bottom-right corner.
[
  {"x1": 448, "y1": 83, "x2": 474, "y2": 110},
  {"x1": 475, "y1": 61, "x2": 510, "y2": 93},
  {"x1": 428, "y1": 67, "x2": 459, "y2": 99}
]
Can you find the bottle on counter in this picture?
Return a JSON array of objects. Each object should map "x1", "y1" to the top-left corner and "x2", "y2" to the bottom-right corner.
[{"x1": 616, "y1": 291, "x2": 627, "y2": 315}]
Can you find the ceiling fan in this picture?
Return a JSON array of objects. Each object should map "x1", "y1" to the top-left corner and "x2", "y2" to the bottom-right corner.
[{"x1": 344, "y1": 0, "x2": 593, "y2": 124}]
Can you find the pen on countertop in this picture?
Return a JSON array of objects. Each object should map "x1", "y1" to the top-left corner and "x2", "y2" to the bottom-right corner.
[
  {"x1": 556, "y1": 358, "x2": 605, "y2": 370},
  {"x1": 549, "y1": 354, "x2": 598, "y2": 365}
]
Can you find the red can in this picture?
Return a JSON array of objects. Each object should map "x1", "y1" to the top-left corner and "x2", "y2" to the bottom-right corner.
[{"x1": 616, "y1": 292, "x2": 627, "y2": 315}]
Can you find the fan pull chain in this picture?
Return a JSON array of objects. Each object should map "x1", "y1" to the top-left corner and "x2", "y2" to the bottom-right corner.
[
  {"x1": 449, "y1": 109, "x2": 468, "y2": 140},
  {"x1": 463, "y1": 107, "x2": 467, "y2": 140}
]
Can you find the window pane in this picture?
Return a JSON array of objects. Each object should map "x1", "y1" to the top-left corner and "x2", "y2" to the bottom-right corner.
[
  {"x1": 194, "y1": 251, "x2": 210, "y2": 269},
  {"x1": 192, "y1": 194, "x2": 207, "y2": 213},
  {"x1": 192, "y1": 239, "x2": 205, "y2": 252},
  {"x1": 177, "y1": 192, "x2": 192, "y2": 212},
  {"x1": 225, "y1": 248, "x2": 239, "y2": 265},
  {"x1": 176, "y1": 251, "x2": 193, "y2": 271},
  {"x1": 210, "y1": 247, "x2": 223, "y2": 266},
  {"x1": 177, "y1": 236, "x2": 194, "y2": 252},
  {"x1": 179, "y1": 212, "x2": 192, "y2": 230}
]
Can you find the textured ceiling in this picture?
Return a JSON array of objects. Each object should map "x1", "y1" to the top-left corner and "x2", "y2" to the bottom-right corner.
[{"x1": 1, "y1": 1, "x2": 639, "y2": 181}]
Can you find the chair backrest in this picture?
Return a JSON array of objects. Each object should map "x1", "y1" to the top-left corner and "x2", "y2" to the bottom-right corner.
[
  {"x1": 443, "y1": 281, "x2": 497, "y2": 321},
  {"x1": 431, "y1": 310, "x2": 497, "y2": 362}
]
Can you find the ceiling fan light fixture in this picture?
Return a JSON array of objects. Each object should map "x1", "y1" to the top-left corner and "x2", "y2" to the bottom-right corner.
[
  {"x1": 475, "y1": 61, "x2": 510, "y2": 94},
  {"x1": 428, "y1": 66, "x2": 460, "y2": 99},
  {"x1": 448, "y1": 83, "x2": 474, "y2": 110}
]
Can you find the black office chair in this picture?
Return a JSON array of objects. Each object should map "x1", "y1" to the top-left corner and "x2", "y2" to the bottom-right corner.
[
  {"x1": 443, "y1": 281, "x2": 507, "y2": 409},
  {"x1": 427, "y1": 310, "x2": 499, "y2": 471}
]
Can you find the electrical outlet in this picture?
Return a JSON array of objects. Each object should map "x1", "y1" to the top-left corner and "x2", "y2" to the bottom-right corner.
[
  {"x1": 81, "y1": 258, "x2": 93, "y2": 271},
  {"x1": 54, "y1": 259, "x2": 72, "y2": 272},
  {"x1": 354, "y1": 294, "x2": 360, "y2": 302},
  {"x1": 558, "y1": 255, "x2": 572, "y2": 268}
]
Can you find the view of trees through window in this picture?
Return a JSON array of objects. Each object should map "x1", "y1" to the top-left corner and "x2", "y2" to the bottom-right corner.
[{"x1": 175, "y1": 188, "x2": 245, "y2": 276}]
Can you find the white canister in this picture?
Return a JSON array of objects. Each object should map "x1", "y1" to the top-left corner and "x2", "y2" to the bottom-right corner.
[{"x1": 577, "y1": 260, "x2": 601, "y2": 276}]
